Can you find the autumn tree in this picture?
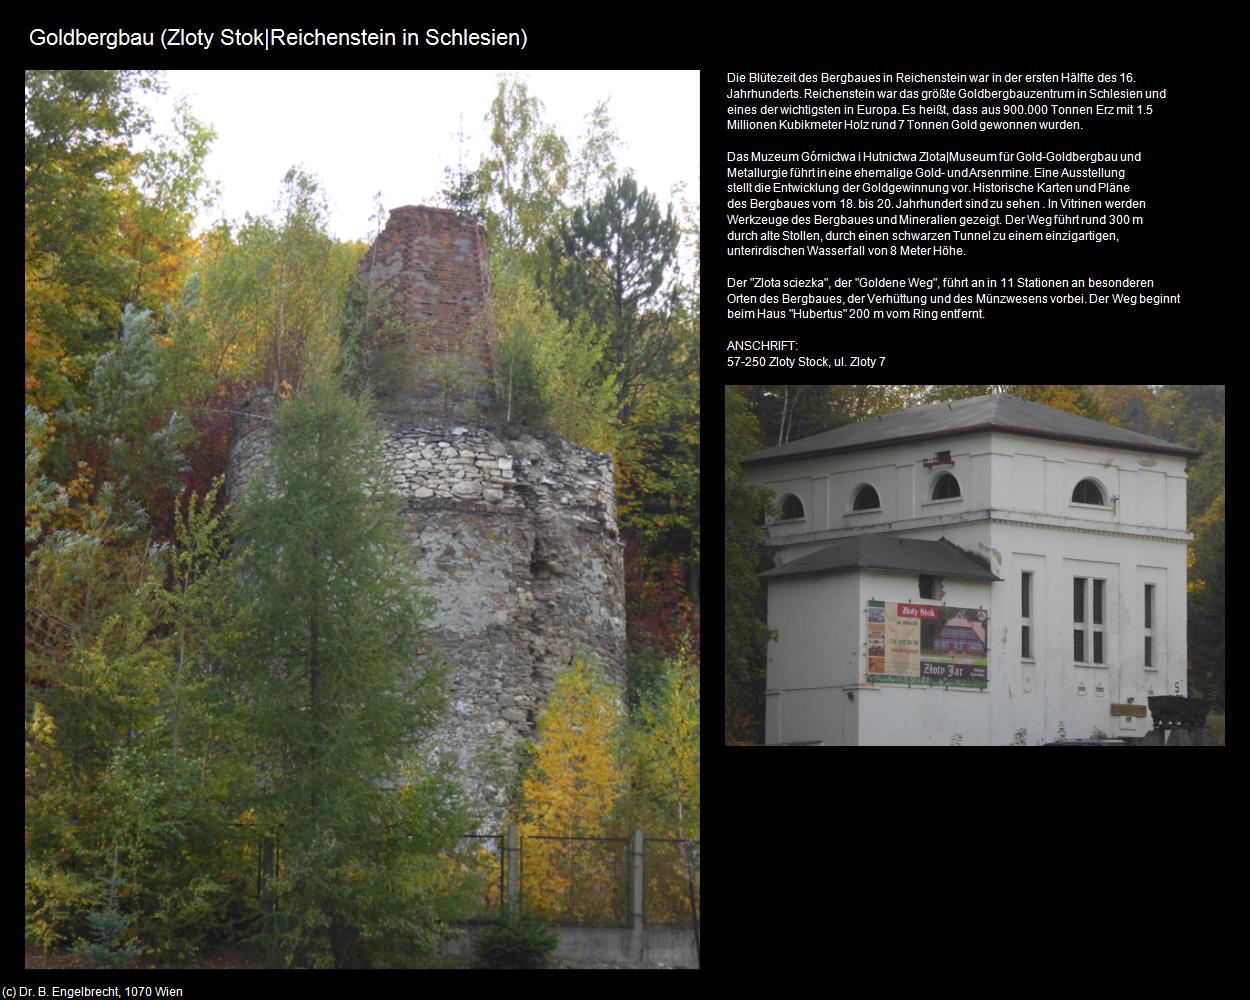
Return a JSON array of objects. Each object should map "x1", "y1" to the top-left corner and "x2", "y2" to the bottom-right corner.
[
  {"x1": 187, "y1": 169, "x2": 359, "y2": 396},
  {"x1": 570, "y1": 99, "x2": 621, "y2": 204},
  {"x1": 94, "y1": 479, "x2": 257, "y2": 959},
  {"x1": 26, "y1": 72, "x2": 213, "y2": 426},
  {"x1": 627, "y1": 653, "x2": 699, "y2": 925},
  {"x1": 491, "y1": 255, "x2": 619, "y2": 450},
  {"x1": 616, "y1": 371, "x2": 701, "y2": 657},
  {"x1": 25, "y1": 70, "x2": 159, "y2": 413},
  {"x1": 119, "y1": 100, "x2": 217, "y2": 314},
  {"x1": 465, "y1": 83, "x2": 701, "y2": 668},
  {"x1": 536, "y1": 172, "x2": 698, "y2": 651},
  {"x1": 724, "y1": 386, "x2": 775, "y2": 744},
  {"x1": 518, "y1": 659, "x2": 626, "y2": 925},
  {"x1": 476, "y1": 75, "x2": 570, "y2": 258},
  {"x1": 25, "y1": 466, "x2": 254, "y2": 958}
]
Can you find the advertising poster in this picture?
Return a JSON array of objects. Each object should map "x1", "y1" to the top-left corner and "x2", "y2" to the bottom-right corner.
[{"x1": 866, "y1": 601, "x2": 988, "y2": 689}]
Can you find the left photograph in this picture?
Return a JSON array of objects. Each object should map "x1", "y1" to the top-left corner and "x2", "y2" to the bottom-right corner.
[{"x1": 26, "y1": 69, "x2": 699, "y2": 970}]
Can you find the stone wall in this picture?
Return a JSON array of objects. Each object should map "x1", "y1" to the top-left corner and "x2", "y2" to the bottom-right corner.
[
  {"x1": 385, "y1": 415, "x2": 625, "y2": 811},
  {"x1": 228, "y1": 402, "x2": 628, "y2": 817}
]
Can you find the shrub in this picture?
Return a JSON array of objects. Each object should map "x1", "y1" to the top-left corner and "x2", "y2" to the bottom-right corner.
[
  {"x1": 25, "y1": 863, "x2": 101, "y2": 952},
  {"x1": 472, "y1": 910, "x2": 558, "y2": 969}
]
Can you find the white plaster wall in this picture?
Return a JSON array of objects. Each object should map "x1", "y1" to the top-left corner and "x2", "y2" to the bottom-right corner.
[
  {"x1": 750, "y1": 433, "x2": 992, "y2": 567},
  {"x1": 763, "y1": 518, "x2": 1189, "y2": 745},
  {"x1": 810, "y1": 477, "x2": 829, "y2": 532},
  {"x1": 747, "y1": 431, "x2": 1189, "y2": 550},
  {"x1": 752, "y1": 424, "x2": 1192, "y2": 745},
  {"x1": 1165, "y1": 473, "x2": 1188, "y2": 531},
  {"x1": 1013, "y1": 453, "x2": 1046, "y2": 513},
  {"x1": 983, "y1": 522, "x2": 1188, "y2": 744}
]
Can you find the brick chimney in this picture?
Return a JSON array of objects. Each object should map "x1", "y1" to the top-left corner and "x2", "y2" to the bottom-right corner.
[{"x1": 361, "y1": 205, "x2": 495, "y2": 413}]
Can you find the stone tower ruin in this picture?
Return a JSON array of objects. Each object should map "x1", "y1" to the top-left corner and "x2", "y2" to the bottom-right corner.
[{"x1": 229, "y1": 206, "x2": 627, "y2": 817}]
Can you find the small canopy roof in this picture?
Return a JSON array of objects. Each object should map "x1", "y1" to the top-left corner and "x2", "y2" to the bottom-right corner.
[{"x1": 761, "y1": 535, "x2": 1001, "y2": 582}]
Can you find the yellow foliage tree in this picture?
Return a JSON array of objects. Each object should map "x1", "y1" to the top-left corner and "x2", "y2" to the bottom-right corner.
[
  {"x1": 518, "y1": 658, "x2": 626, "y2": 925},
  {"x1": 1012, "y1": 384, "x2": 1086, "y2": 416},
  {"x1": 628, "y1": 652, "x2": 699, "y2": 924}
]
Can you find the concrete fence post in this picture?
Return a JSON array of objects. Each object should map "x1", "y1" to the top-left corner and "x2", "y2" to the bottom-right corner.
[
  {"x1": 631, "y1": 829, "x2": 645, "y2": 932},
  {"x1": 506, "y1": 822, "x2": 520, "y2": 914}
]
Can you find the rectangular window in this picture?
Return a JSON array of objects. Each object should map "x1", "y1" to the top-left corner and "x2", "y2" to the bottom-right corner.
[
  {"x1": 919, "y1": 575, "x2": 935, "y2": 599},
  {"x1": 1073, "y1": 576, "x2": 1106, "y2": 664},
  {"x1": 1091, "y1": 579, "x2": 1104, "y2": 663},
  {"x1": 1144, "y1": 584, "x2": 1155, "y2": 667},
  {"x1": 1021, "y1": 572, "x2": 1033, "y2": 658}
]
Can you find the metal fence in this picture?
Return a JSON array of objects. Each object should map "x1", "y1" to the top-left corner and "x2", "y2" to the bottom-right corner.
[
  {"x1": 520, "y1": 834, "x2": 631, "y2": 927},
  {"x1": 643, "y1": 838, "x2": 700, "y2": 926},
  {"x1": 454, "y1": 828, "x2": 699, "y2": 929},
  {"x1": 247, "y1": 826, "x2": 699, "y2": 931},
  {"x1": 455, "y1": 832, "x2": 506, "y2": 924}
]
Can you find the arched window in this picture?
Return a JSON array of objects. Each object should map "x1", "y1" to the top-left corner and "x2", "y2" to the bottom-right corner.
[
  {"x1": 852, "y1": 484, "x2": 880, "y2": 511},
  {"x1": 931, "y1": 473, "x2": 961, "y2": 500},
  {"x1": 1071, "y1": 479, "x2": 1106, "y2": 505},
  {"x1": 778, "y1": 494, "x2": 805, "y2": 520}
]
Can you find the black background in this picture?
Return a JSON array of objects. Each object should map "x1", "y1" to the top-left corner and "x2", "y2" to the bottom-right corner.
[{"x1": 24, "y1": 17, "x2": 1225, "y2": 979}]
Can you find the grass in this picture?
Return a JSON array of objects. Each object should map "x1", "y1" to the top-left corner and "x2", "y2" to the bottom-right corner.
[{"x1": 26, "y1": 942, "x2": 273, "y2": 970}]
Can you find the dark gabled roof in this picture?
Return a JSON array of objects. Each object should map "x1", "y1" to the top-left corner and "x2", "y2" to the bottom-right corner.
[
  {"x1": 761, "y1": 535, "x2": 1001, "y2": 582},
  {"x1": 743, "y1": 394, "x2": 1201, "y2": 465}
]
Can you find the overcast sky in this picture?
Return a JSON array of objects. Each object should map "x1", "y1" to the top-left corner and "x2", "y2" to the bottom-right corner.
[{"x1": 141, "y1": 70, "x2": 700, "y2": 244}]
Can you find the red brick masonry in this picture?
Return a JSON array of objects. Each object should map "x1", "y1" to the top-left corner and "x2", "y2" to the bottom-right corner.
[{"x1": 364, "y1": 205, "x2": 495, "y2": 409}]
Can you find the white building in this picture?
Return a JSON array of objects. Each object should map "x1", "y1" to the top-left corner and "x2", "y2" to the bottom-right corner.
[{"x1": 742, "y1": 394, "x2": 1198, "y2": 746}]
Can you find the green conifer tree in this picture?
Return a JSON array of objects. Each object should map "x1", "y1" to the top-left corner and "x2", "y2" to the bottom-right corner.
[{"x1": 232, "y1": 378, "x2": 469, "y2": 967}]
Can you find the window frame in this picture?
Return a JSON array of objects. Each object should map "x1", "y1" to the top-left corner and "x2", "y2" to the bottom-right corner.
[
  {"x1": 1021, "y1": 571, "x2": 1033, "y2": 660},
  {"x1": 1070, "y1": 477, "x2": 1111, "y2": 508},
  {"x1": 1073, "y1": 575, "x2": 1106, "y2": 665},
  {"x1": 850, "y1": 483, "x2": 881, "y2": 512},
  {"x1": 1144, "y1": 583, "x2": 1155, "y2": 668},
  {"x1": 928, "y1": 472, "x2": 962, "y2": 502},
  {"x1": 775, "y1": 493, "x2": 806, "y2": 522}
]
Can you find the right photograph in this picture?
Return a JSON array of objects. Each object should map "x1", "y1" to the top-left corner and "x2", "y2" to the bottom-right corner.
[{"x1": 725, "y1": 385, "x2": 1224, "y2": 746}]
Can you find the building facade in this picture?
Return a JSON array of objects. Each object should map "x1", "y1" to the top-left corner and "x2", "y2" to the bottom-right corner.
[{"x1": 743, "y1": 394, "x2": 1197, "y2": 746}]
